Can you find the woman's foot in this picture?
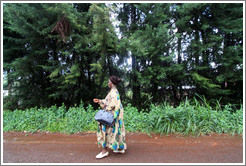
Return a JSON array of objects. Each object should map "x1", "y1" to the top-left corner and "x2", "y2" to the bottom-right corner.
[
  {"x1": 96, "y1": 151, "x2": 109, "y2": 159},
  {"x1": 113, "y1": 149, "x2": 125, "y2": 154}
]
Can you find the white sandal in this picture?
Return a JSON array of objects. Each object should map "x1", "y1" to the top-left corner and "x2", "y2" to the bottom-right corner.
[
  {"x1": 96, "y1": 151, "x2": 109, "y2": 159},
  {"x1": 113, "y1": 149, "x2": 125, "y2": 154}
]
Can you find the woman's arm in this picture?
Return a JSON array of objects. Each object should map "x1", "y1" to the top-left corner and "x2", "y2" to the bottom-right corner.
[
  {"x1": 106, "y1": 90, "x2": 121, "y2": 118},
  {"x1": 98, "y1": 99, "x2": 107, "y2": 109}
]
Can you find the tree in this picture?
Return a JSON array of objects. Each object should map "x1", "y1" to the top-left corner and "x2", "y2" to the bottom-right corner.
[
  {"x1": 3, "y1": 3, "x2": 62, "y2": 109},
  {"x1": 3, "y1": 3, "x2": 243, "y2": 110},
  {"x1": 3, "y1": 3, "x2": 121, "y2": 110}
]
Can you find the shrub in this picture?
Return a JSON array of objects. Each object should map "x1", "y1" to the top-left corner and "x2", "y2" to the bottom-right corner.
[{"x1": 3, "y1": 99, "x2": 243, "y2": 136}]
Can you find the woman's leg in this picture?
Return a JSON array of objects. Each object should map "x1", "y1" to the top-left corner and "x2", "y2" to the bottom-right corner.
[{"x1": 102, "y1": 147, "x2": 108, "y2": 154}]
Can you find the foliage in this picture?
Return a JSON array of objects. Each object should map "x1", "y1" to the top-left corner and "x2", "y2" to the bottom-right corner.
[
  {"x1": 3, "y1": 99, "x2": 243, "y2": 136},
  {"x1": 3, "y1": 101, "x2": 98, "y2": 133},
  {"x1": 117, "y1": 3, "x2": 243, "y2": 107},
  {"x1": 3, "y1": 3, "x2": 243, "y2": 111},
  {"x1": 3, "y1": 3, "x2": 120, "y2": 110}
]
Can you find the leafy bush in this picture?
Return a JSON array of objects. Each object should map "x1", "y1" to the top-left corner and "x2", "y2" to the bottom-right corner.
[{"x1": 3, "y1": 99, "x2": 243, "y2": 136}]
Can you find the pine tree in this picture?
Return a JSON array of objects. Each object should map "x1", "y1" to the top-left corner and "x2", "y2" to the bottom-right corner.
[
  {"x1": 3, "y1": 3, "x2": 120, "y2": 110},
  {"x1": 174, "y1": 3, "x2": 242, "y2": 105},
  {"x1": 3, "y1": 3, "x2": 62, "y2": 109},
  {"x1": 117, "y1": 3, "x2": 140, "y2": 106},
  {"x1": 3, "y1": 3, "x2": 243, "y2": 110}
]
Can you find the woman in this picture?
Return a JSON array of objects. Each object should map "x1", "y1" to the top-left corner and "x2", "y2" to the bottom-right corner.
[{"x1": 93, "y1": 76, "x2": 127, "y2": 159}]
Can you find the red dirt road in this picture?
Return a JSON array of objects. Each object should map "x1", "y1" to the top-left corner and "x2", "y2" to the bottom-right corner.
[{"x1": 2, "y1": 132, "x2": 244, "y2": 163}]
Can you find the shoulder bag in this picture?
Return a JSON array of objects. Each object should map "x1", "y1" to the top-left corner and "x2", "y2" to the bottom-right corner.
[{"x1": 95, "y1": 109, "x2": 114, "y2": 126}]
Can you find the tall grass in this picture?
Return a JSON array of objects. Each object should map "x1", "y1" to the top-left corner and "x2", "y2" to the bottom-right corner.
[
  {"x1": 3, "y1": 102, "x2": 97, "y2": 134},
  {"x1": 3, "y1": 99, "x2": 243, "y2": 136}
]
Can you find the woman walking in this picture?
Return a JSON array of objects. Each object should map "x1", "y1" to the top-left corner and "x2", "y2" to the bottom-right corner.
[{"x1": 93, "y1": 76, "x2": 127, "y2": 159}]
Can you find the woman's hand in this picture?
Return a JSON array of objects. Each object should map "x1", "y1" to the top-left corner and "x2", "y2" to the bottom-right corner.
[{"x1": 93, "y1": 99, "x2": 99, "y2": 103}]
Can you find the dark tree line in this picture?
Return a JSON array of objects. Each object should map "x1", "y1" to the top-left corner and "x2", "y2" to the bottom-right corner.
[{"x1": 3, "y1": 3, "x2": 243, "y2": 111}]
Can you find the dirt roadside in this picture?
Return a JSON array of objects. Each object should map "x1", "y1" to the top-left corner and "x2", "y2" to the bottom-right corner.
[{"x1": 2, "y1": 132, "x2": 243, "y2": 163}]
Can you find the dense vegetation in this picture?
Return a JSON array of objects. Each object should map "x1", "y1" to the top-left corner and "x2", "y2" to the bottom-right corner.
[
  {"x1": 3, "y1": 3, "x2": 243, "y2": 111},
  {"x1": 3, "y1": 98, "x2": 243, "y2": 136}
]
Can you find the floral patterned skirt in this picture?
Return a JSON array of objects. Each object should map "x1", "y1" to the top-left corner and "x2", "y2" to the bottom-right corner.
[{"x1": 97, "y1": 118, "x2": 127, "y2": 150}]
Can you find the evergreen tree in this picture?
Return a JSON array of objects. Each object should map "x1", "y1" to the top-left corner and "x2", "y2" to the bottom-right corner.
[
  {"x1": 4, "y1": 3, "x2": 62, "y2": 109},
  {"x1": 3, "y1": 3, "x2": 243, "y2": 110},
  {"x1": 117, "y1": 3, "x2": 142, "y2": 107},
  {"x1": 172, "y1": 3, "x2": 243, "y2": 105}
]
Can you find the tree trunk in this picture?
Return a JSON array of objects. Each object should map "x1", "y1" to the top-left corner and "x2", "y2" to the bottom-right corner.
[
  {"x1": 130, "y1": 4, "x2": 140, "y2": 107},
  {"x1": 177, "y1": 34, "x2": 183, "y2": 102},
  {"x1": 172, "y1": 86, "x2": 179, "y2": 107}
]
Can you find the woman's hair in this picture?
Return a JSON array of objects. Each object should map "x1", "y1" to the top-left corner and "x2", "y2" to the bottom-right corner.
[{"x1": 109, "y1": 76, "x2": 121, "y2": 85}]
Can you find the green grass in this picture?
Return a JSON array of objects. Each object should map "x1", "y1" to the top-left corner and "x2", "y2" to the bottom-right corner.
[{"x1": 3, "y1": 99, "x2": 243, "y2": 136}]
